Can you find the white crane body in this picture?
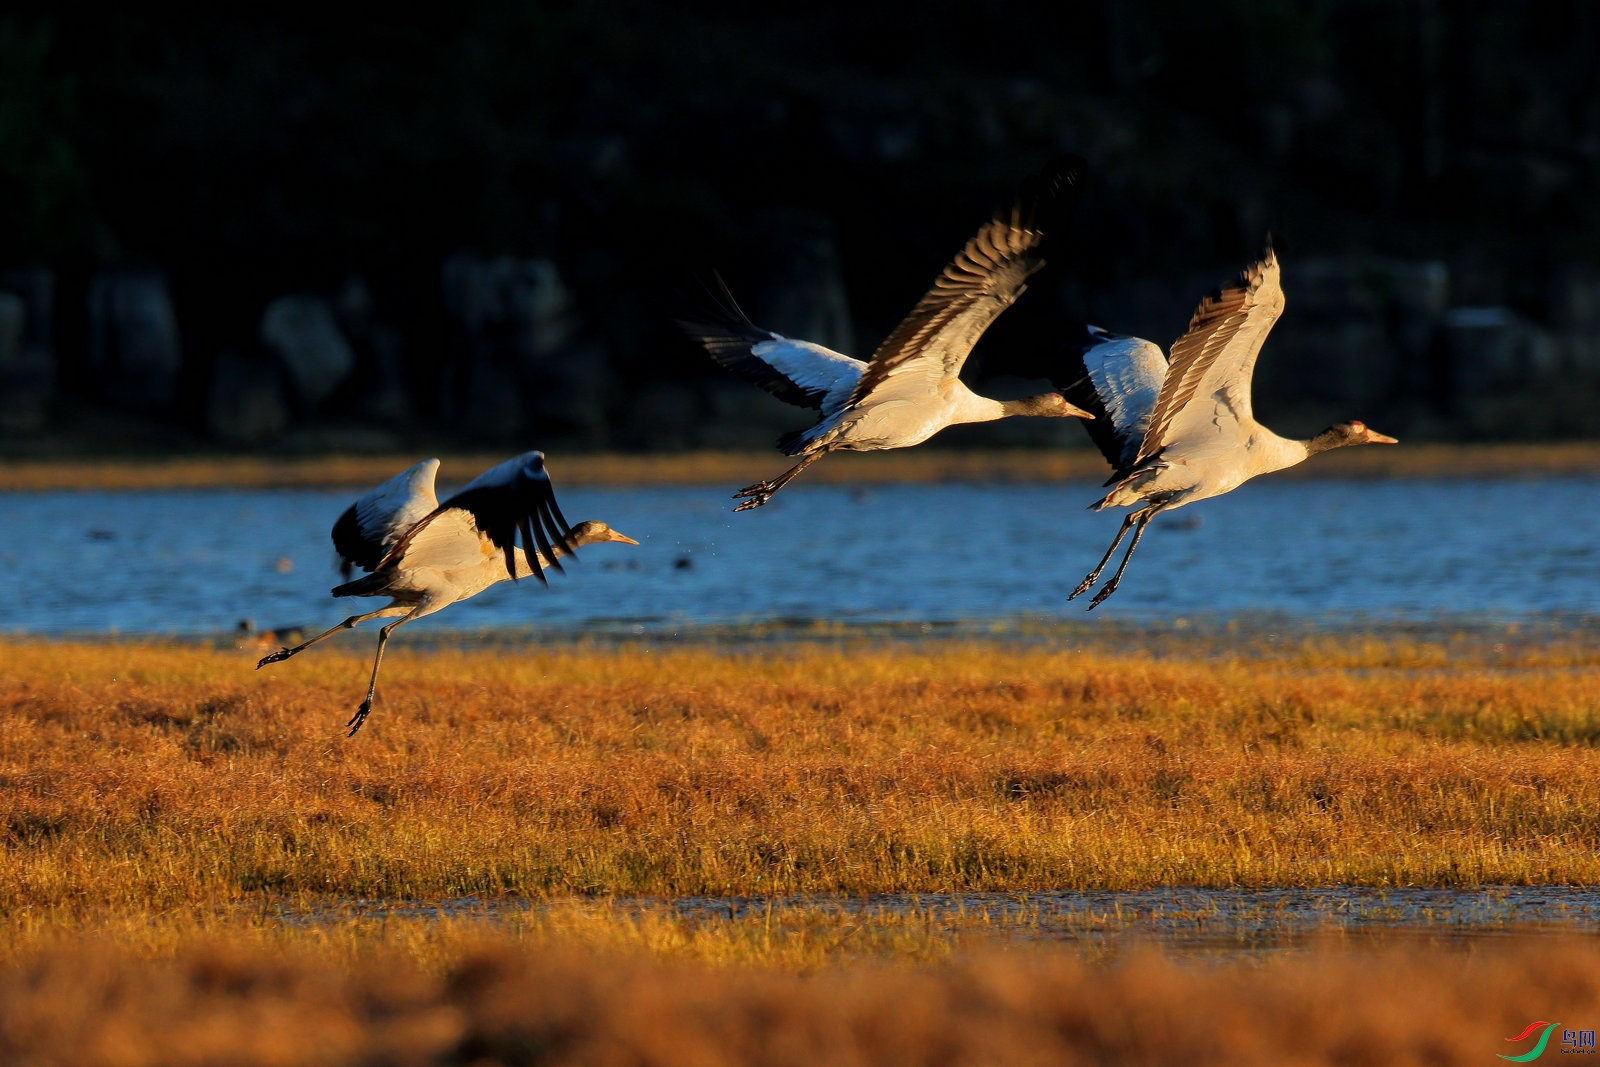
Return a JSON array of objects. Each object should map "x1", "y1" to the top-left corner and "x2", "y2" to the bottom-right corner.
[
  {"x1": 682, "y1": 157, "x2": 1093, "y2": 508},
  {"x1": 258, "y1": 451, "x2": 637, "y2": 735},
  {"x1": 810, "y1": 376, "x2": 1018, "y2": 453},
  {"x1": 1060, "y1": 250, "x2": 1397, "y2": 607}
]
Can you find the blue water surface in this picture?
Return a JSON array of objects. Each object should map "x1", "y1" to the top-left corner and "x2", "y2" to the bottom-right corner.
[{"x1": 1, "y1": 478, "x2": 1596, "y2": 635}]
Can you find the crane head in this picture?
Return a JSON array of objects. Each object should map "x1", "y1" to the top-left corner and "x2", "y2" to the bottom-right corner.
[
  {"x1": 570, "y1": 520, "x2": 640, "y2": 547},
  {"x1": 1009, "y1": 392, "x2": 1094, "y2": 420},
  {"x1": 1309, "y1": 420, "x2": 1398, "y2": 453},
  {"x1": 1342, "y1": 420, "x2": 1398, "y2": 445}
]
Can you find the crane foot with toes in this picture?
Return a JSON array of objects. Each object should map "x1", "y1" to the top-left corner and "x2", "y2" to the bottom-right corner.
[
  {"x1": 257, "y1": 647, "x2": 296, "y2": 669},
  {"x1": 732, "y1": 482, "x2": 774, "y2": 511},
  {"x1": 1087, "y1": 583, "x2": 1119, "y2": 610},
  {"x1": 346, "y1": 700, "x2": 373, "y2": 737}
]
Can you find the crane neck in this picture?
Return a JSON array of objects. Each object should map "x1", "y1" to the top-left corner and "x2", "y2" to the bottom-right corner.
[
  {"x1": 947, "y1": 386, "x2": 1009, "y2": 425},
  {"x1": 1246, "y1": 429, "x2": 1313, "y2": 476},
  {"x1": 950, "y1": 384, "x2": 1070, "y2": 425}
]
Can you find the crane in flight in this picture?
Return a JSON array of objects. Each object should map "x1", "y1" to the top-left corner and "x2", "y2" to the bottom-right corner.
[
  {"x1": 681, "y1": 157, "x2": 1094, "y2": 511},
  {"x1": 1060, "y1": 247, "x2": 1397, "y2": 608},
  {"x1": 256, "y1": 451, "x2": 638, "y2": 735}
]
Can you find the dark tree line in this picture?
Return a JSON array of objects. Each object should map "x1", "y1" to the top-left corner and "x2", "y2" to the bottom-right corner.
[{"x1": 1, "y1": 1, "x2": 1597, "y2": 449}]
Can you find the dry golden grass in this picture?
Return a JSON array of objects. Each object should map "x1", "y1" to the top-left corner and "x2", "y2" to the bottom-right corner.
[
  {"x1": 5, "y1": 898, "x2": 1011, "y2": 974},
  {"x1": 3, "y1": 636, "x2": 1599, "y2": 916},
  {"x1": 5, "y1": 636, "x2": 1597, "y2": 1063},
  {"x1": 1, "y1": 934, "x2": 1597, "y2": 1066},
  {"x1": 3, "y1": 441, "x2": 1600, "y2": 489}
]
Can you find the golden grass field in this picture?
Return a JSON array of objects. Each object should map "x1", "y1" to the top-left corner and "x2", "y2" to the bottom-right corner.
[
  {"x1": 4, "y1": 635, "x2": 1599, "y2": 1063},
  {"x1": 4, "y1": 634, "x2": 1598, "y2": 915},
  {"x1": 3, "y1": 440, "x2": 1600, "y2": 489},
  {"x1": 3, "y1": 639, "x2": 1600, "y2": 915}
]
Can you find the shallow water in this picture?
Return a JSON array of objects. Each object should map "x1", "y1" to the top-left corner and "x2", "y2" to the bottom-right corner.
[
  {"x1": 283, "y1": 886, "x2": 1600, "y2": 957},
  {"x1": 2, "y1": 477, "x2": 1598, "y2": 635}
]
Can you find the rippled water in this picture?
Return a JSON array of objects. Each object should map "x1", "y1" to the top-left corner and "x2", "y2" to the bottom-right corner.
[
  {"x1": 2, "y1": 477, "x2": 1598, "y2": 635},
  {"x1": 282, "y1": 886, "x2": 1600, "y2": 957}
]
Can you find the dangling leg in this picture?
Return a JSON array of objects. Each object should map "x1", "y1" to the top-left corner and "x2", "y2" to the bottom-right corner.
[
  {"x1": 345, "y1": 605, "x2": 424, "y2": 737},
  {"x1": 256, "y1": 606, "x2": 406, "y2": 668},
  {"x1": 1087, "y1": 509, "x2": 1158, "y2": 609},
  {"x1": 1069, "y1": 514, "x2": 1136, "y2": 600},
  {"x1": 733, "y1": 450, "x2": 826, "y2": 512}
]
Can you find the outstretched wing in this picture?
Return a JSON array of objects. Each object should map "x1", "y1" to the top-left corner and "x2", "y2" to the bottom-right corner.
[
  {"x1": 331, "y1": 458, "x2": 440, "y2": 579},
  {"x1": 1133, "y1": 248, "x2": 1284, "y2": 466},
  {"x1": 1056, "y1": 326, "x2": 1168, "y2": 479},
  {"x1": 380, "y1": 451, "x2": 575, "y2": 586},
  {"x1": 842, "y1": 156, "x2": 1086, "y2": 409},
  {"x1": 678, "y1": 273, "x2": 864, "y2": 416}
]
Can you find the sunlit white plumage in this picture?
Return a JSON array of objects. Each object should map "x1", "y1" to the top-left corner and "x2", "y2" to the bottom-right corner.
[
  {"x1": 752, "y1": 338, "x2": 864, "y2": 416},
  {"x1": 1077, "y1": 330, "x2": 1165, "y2": 471},
  {"x1": 1060, "y1": 248, "x2": 1398, "y2": 608},
  {"x1": 681, "y1": 157, "x2": 1093, "y2": 510},
  {"x1": 257, "y1": 451, "x2": 638, "y2": 735}
]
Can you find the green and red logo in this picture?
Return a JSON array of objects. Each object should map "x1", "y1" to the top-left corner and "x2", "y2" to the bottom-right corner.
[
  {"x1": 1501, "y1": 1021, "x2": 1559, "y2": 1062},
  {"x1": 1501, "y1": 1020, "x2": 1596, "y2": 1060}
]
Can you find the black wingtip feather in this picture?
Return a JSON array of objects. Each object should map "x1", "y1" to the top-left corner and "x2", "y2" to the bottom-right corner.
[
  {"x1": 705, "y1": 270, "x2": 754, "y2": 324},
  {"x1": 529, "y1": 511, "x2": 564, "y2": 577},
  {"x1": 1011, "y1": 154, "x2": 1088, "y2": 239},
  {"x1": 537, "y1": 504, "x2": 574, "y2": 565},
  {"x1": 673, "y1": 273, "x2": 768, "y2": 350},
  {"x1": 776, "y1": 427, "x2": 810, "y2": 456},
  {"x1": 503, "y1": 536, "x2": 521, "y2": 584},
  {"x1": 519, "y1": 515, "x2": 552, "y2": 584},
  {"x1": 676, "y1": 273, "x2": 834, "y2": 412},
  {"x1": 1037, "y1": 154, "x2": 1087, "y2": 201},
  {"x1": 544, "y1": 492, "x2": 574, "y2": 542},
  {"x1": 331, "y1": 502, "x2": 383, "y2": 575}
]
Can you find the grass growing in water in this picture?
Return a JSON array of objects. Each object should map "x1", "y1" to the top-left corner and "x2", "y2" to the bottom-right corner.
[{"x1": 3, "y1": 635, "x2": 1599, "y2": 914}]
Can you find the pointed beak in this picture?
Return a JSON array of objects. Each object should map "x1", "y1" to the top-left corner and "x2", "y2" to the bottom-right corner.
[
  {"x1": 1065, "y1": 401, "x2": 1094, "y2": 420},
  {"x1": 606, "y1": 530, "x2": 640, "y2": 546},
  {"x1": 1368, "y1": 431, "x2": 1399, "y2": 444}
]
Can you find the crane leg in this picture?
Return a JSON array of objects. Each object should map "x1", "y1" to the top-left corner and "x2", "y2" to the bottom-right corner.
[
  {"x1": 256, "y1": 608, "x2": 404, "y2": 669},
  {"x1": 345, "y1": 606, "x2": 422, "y2": 737},
  {"x1": 1087, "y1": 511, "x2": 1156, "y2": 609},
  {"x1": 1069, "y1": 514, "x2": 1137, "y2": 600},
  {"x1": 733, "y1": 451, "x2": 824, "y2": 512}
]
